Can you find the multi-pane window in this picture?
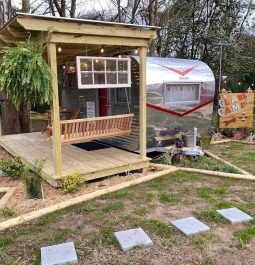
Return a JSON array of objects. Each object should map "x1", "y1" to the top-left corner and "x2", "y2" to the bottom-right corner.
[
  {"x1": 76, "y1": 56, "x2": 131, "y2": 89},
  {"x1": 164, "y1": 83, "x2": 201, "y2": 104}
]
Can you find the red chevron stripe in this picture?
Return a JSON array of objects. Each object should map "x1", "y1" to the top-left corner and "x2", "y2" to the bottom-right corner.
[
  {"x1": 147, "y1": 100, "x2": 214, "y2": 117},
  {"x1": 158, "y1": 64, "x2": 196, "y2": 76}
]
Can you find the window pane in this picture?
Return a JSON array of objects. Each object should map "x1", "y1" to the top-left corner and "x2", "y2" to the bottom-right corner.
[
  {"x1": 94, "y1": 73, "x2": 105, "y2": 84},
  {"x1": 118, "y1": 60, "x2": 128, "y2": 71},
  {"x1": 106, "y1": 60, "x2": 117, "y2": 71},
  {"x1": 81, "y1": 73, "x2": 93, "y2": 85},
  {"x1": 106, "y1": 73, "x2": 117, "y2": 84},
  {"x1": 94, "y1": 59, "x2": 105, "y2": 71},
  {"x1": 80, "y1": 59, "x2": 92, "y2": 71},
  {"x1": 118, "y1": 73, "x2": 128, "y2": 84}
]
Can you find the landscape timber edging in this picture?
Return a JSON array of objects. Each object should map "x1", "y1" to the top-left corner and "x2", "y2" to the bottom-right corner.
[{"x1": 0, "y1": 166, "x2": 178, "y2": 232}]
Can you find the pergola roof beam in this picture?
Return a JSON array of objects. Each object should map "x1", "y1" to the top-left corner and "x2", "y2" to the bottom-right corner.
[
  {"x1": 16, "y1": 16, "x2": 157, "y2": 40},
  {"x1": 50, "y1": 33, "x2": 148, "y2": 47}
]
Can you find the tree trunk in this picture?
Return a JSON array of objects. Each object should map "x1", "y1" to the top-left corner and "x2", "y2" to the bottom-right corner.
[
  {"x1": 19, "y1": 103, "x2": 31, "y2": 133},
  {"x1": 0, "y1": 91, "x2": 21, "y2": 135},
  {"x1": 0, "y1": 2, "x2": 23, "y2": 136},
  {"x1": 22, "y1": 0, "x2": 30, "y2": 13}
]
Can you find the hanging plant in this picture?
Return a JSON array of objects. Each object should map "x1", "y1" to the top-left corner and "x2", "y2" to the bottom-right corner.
[{"x1": 0, "y1": 42, "x2": 52, "y2": 108}]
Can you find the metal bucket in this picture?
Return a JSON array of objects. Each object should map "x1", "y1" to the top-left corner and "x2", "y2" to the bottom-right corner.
[{"x1": 183, "y1": 135, "x2": 195, "y2": 147}]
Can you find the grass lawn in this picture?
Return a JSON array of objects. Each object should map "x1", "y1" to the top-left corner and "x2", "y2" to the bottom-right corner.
[
  {"x1": 206, "y1": 142, "x2": 255, "y2": 175},
  {"x1": 31, "y1": 113, "x2": 47, "y2": 132},
  {"x1": 1, "y1": 170, "x2": 255, "y2": 265}
]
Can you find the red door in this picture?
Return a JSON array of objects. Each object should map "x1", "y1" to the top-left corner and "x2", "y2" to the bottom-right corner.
[{"x1": 99, "y1": 89, "x2": 108, "y2": 116}]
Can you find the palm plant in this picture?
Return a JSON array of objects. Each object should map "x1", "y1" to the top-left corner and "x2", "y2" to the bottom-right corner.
[{"x1": 0, "y1": 41, "x2": 52, "y2": 112}]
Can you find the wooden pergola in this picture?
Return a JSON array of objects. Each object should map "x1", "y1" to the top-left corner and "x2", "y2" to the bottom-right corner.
[{"x1": 0, "y1": 13, "x2": 158, "y2": 185}]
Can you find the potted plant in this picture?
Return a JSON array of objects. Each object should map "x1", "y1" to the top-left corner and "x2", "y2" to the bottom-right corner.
[{"x1": 0, "y1": 42, "x2": 53, "y2": 132}]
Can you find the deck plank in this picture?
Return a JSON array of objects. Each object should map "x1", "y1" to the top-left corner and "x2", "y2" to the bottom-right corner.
[{"x1": 0, "y1": 132, "x2": 149, "y2": 187}]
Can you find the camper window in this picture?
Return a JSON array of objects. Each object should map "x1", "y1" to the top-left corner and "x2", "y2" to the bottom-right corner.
[
  {"x1": 76, "y1": 57, "x2": 131, "y2": 89},
  {"x1": 164, "y1": 83, "x2": 201, "y2": 104}
]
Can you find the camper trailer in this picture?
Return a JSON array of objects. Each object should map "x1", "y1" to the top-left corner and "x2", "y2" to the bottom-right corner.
[{"x1": 62, "y1": 56, "x2": 215, "y2": 153}]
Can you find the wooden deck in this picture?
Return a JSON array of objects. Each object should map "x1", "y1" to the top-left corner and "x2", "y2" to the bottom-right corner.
[{"x1": 0, "y1": 132, "x2": 149, "y2": 187}]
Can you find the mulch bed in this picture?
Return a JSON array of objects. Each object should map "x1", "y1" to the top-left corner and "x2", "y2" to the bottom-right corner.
[{"x1": 0, "y1": 147, "x2": 162, "y2": 222}]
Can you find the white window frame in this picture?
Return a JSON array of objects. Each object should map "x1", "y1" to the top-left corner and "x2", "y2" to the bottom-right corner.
[
  {"x1": 76, "y1": 56, "x2": 131, "y2": 89},
  {"x1": 164, "y1": 82, "x2": 201, "y2": 104}
]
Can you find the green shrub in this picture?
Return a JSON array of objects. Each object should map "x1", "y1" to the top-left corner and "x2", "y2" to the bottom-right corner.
[
  {"x1": 61, "y1": 173, "x2": 84, "y2": 193},
  {"x1": 24, "y1": 159, "x2": 45, "y2": 198},
  {"x1": 0, "y1": 157, "x2": 28, "y2": 179}
]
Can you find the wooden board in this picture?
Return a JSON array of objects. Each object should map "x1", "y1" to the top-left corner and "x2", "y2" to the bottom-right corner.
[
  {"x1": 0, "y1": 132, "x2": 150, "y2": 187},
  {"x1": 218, "y1": 89, "x2": 254, "y2": 128}
]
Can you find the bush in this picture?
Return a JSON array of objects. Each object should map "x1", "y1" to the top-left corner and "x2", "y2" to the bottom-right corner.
[
  {"x1": 24, "y1": 159, "x2": 46, "y2": 198},
  {"x1": 61, "y1": 173, "x2": 84, "y2": 193},
  {"x1": 0, "y1": 157, "x2": 28, "y2": 179}
]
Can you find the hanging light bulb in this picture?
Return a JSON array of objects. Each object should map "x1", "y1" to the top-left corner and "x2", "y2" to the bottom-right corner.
[
  {"x1": 118, "y1": 54, "x2": 122, "y2": 58},
  {"x1": 134, "y1": 49, "x2": 138, "y2": 54},
  {"x1": 58, "y1": 45, "x2": 62, "y2": 53},
  {"x1": 100, "y1": 46, "x2": 104, "y2": 53}
]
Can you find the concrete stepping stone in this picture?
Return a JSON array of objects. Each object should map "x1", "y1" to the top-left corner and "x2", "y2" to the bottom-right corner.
[
  {"x1": 114, "y1": 227, "x2": 153, "y2": 252},
  {"x1": 216, "y1": 207, "x2": 253, "y2": 224},
  {"x1": 170, "y1": 217, "x2": 210, "y2": 236},
  {"x1": 41, "y1": 242, "x2": 78, "y2": 265}
]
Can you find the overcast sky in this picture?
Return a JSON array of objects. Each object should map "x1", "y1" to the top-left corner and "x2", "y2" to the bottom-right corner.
[{"x1": 12, "y1": 0, "x2": 117, "y2": 14}]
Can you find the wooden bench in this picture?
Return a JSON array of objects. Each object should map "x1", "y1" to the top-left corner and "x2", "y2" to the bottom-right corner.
[{"x1": 47, "y1": 114, "x2": 134, "y2": 144}]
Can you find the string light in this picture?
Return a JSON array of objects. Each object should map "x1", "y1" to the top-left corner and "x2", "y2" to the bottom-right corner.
[
  {"x1": 57, "y1": 45, "x2": 62, "y2": 53},
  {"x1": 238, "y1": 82, "x2": 241, "y2": 86},
  {"x1": 134, "y1": 49, "x2": 138, "y2": 54},
  {"x1": 118, "y1": 54, "x2": 122, "y2": 58},
  {"x1": 100, "y1": 46, "x2": 104, "y2": 53}
]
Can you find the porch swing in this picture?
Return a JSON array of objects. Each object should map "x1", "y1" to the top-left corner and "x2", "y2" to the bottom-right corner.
[{"x1": 47, "y1": 56, "x2": 134, "y2": 144}]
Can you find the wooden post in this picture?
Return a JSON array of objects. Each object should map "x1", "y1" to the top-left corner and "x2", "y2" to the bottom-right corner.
[
  {"x1": 139, "y1": 47, "x2": 147, "y2": 159},
  {"x1": 47, "y1": 43, "x2": 62, "y2": 178}
]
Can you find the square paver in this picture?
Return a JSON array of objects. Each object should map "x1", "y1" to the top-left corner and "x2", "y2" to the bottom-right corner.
[
  {"x1": 41, "y1": 242, "x2": 78, "y2": 265},
  {"x1": 170, "y1": 217, "x2": 210, "y2": 236},
  {"x1": 114, "y1": 227, "x2": 153, "y2": 252},
  {"x1": 216, "y1": 207, "x2": 253, "y2": 224}
]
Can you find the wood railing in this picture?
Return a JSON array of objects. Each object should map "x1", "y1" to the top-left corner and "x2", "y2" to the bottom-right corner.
[{"x1": 47, "y1": 114, "x2": 134, "y2": 144}]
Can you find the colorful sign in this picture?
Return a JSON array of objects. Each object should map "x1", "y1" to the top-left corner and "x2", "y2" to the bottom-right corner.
[{"x1": 218, "y1": 88, "x2": 254, "y2": 128}]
